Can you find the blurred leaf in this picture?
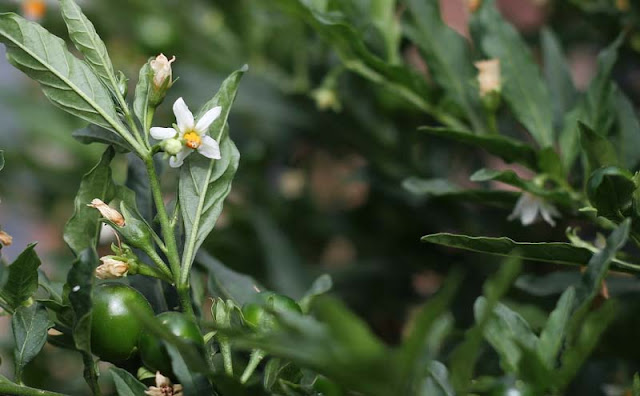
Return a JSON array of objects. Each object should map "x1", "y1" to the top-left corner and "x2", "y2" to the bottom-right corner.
[
  {"x1": 633, "y1": 373, "x2": 640, "y2": 396},
  {"x1": 298, "y1": 274, "x2": 333, "y2": 314},
  {"x1": 60, "y1": 0, "x2": 120, "y2": 96},
  {"x1": 419, "y1": 126, "x2": 537, "y2": 168},
  {"x1": 252, "y1": 211, "x2": 308, "y2": 299},
  {"x1": 470, "y1": 0, "x2": 553, "y2": 147},
  {"x1": 541, "y1": 28, "x2": 577, "y2": 131},
  {"x1": 370, "y1": 0, "x2": 401, "y2": 63},
  {"x1": 133, "y1": 61, "x2": 152, "y2": 130},
  {"x1": 12, "y1": 303, "x2": 52, "y2": 382},
  {"x1": 614, "y1": 86, "x2": 640, "y2": 170},
  {"x1": 126, "y1": 154, "x2": 154, "y2": 224},
  {"x1": 579, "y1": 122, "x2": 620, "y2": 173},
  {"x1": 0, "y1": 150, "x2": 3, "y2": 171},
  {"x1": 586, "y1": 166, "x2": 635, "y2": 220},
  {"x1": 403, "y1": 177, "x2": 518, "y2": 206},
  {"x1": 405, "y1": 1, "x2": 483, "y2": 132},
  {"x1": 474, "y1": 298, "x2": 538, "y2": 373},
  {"x1": 419, "y1": 361, "x2": 454, "y2": 396},
  {"x1": 517, "y1": 344, "x2": 552, "y2": 392},
  {"x1": 538, "y1": 287, "x2": 575, "y2": 368},
  {"x1": 559, "y1": 36, "x2": 622, "y2": 170},
  {"x1": 179, "y1": 66, "x2": 246, "y2": 274},
  {"x1": 515, "y1": 272, "x2": 579, "y2": 296},
  {"x1": 166, "y1": 345, "x2": 215, "y2": 396},
  {"x1": 111, "y1": 367, "x2": 147, "y2": 396},
  {"x1": 197, "y1": 251, "x2": 263, "y2": 306},
  {"x1": 470, "y1": 168, "x2": 571, "y2": 204},
  {"x1": 1, "y1": 243, "x2": 41, "y2": 310},
  {"x1": 449, "y1": 255, "x2": 521, "y2": 393},
  {"x1": 556, "y1": 300, "x2": 618, "y2": 390},
  {"x1": 0, "y1": 13, "x2": 124, "y2": 131},
  {"x1": 64, "y1": 147, "x2": 116, "y2": 256},
  {"x1": 72, "y1": 125, "x2": 132, "y2": 152}
]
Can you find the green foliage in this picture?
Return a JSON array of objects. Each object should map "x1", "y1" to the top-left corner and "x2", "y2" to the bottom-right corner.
[
  {"x1": 1, "y1": 243, "x2": 42, "y2": 310},
  {"x1": 12, "y1": 303, "x2": 52, "y2": 382},
  {"x1": 110, "y1": 367, "x2": 148, "y2": 396}
]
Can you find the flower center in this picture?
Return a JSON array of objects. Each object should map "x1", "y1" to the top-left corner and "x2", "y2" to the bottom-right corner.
[{"x1": 184, "y1": 131, "x2": 201, "y2": 149}]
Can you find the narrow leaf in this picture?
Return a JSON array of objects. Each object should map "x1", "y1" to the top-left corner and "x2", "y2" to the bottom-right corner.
[
  {"x1": 0, "y1": 150, "x2": 4, "y2": 171},
  {"x1": 298, "y1": 274, "x2": 333, "y2": 314},
  {"x1": 0, "y1": 13, "x2": 124, "y2": 131},
  {"x1": 470, "y1": 168, "x2": 572, "y2": 204},
  {"x1": 614, "y1": 86, "x2": 640, "y2": 170},
  {"x1": 133, "y1": 61, "x2": 152, "y2": 130},
  {"x1": 541, "y1": 28, "x2": 577, "y2": 130},
  {"x1": 538, "y1": 287, "x2": 576, "y2": 368}
]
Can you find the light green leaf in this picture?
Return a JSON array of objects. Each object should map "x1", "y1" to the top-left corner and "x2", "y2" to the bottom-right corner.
[
  {"x1": 419, "y1": 126, "x2": 537, "y2": 168},
  {"x1": 370, "y1": 0, "x2": 401, "y2": 63},
  {"x1": 133, "y1": 61, "x2": 152, "y2": 130},
  {"x1": 298, "y1": 274, "x2": 333, "y2": 314},
  {"x1": 538, "y1": 287, "x2": 575, "y2": 368},
  {"x1": 12, "y1": 303, "x2": 52, "y2": 382},
  {"x1": 1, "y1": 243, "x2": 41, "y2": 310},
  {"x1": 405, "y1": 1, "x2": 483, "y2": 132},
  {"x1": 111, "y1": 367, "x2": 148, "y2": 396},
  {"x1": 470, "y1": 168, "x2": 572, "y2": 204},
  {"x1": 59, "y1": 0, "x2": 119, "y2": 96},
  {"x1": 0, "y1": 150, "x2": 4, "y2": 171},
  {"x1": 541, "y1": 28, "x2": 577, "y2": 130},
  {"x1": 633, "y1": 373, "x2": 640, "y2": 396},
  {"x1": 420, "y1": 361, "x2": 455, "y2": 396},
  {"x1": 64, "y1": 147, "x2": 116, "y2": 256},
  {"x1": 470, "y1": 0, "x2": 553, "y2": 147},
  {"x1": 0, "y1": 13, "x2": 124, "y2": 132},
  {"x1": 179, "y1": 67, "x2": 246, "y2": 279}
]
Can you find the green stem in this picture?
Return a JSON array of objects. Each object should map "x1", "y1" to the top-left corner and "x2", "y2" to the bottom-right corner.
[
  {"x1": 137, "y1": 263, "x2": 172, "y2": 283},
  {"x1": 177, "y1": 285, "x2": 195, "y2": 318},
  {"x1": 240, "y1": 349, "x2": 265, "y2": 384},
  {"x1": 139, "y1": 245, "x2": 172, "y2": 279},
  {"x1": 219, "y1": 338, "x2": 234, "y2": 376},
  {"x1": 0, "y1": 382, "x2": 68, "y2": 396}
]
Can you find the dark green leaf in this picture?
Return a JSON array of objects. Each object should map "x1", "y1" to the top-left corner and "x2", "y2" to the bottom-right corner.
[
  {"x1": 538, "y1": 287, "x2": 575, "y2": 368},
  {"x1": 541, "y1": 28, "x2": 577, "y2": 130},
  {"x1": 1, "y1": 243, "x2": 41, "y2": 309},
  {"x1": 403, "y1": 177, "x2": 518, "y2": 207},
  {"x1": 614, "y1": 86, "x2": 640, "y2": 170},
  {"x1": 633, "y1": 373, "x2": 640, "y2": 396},
  {"x1": 60, "y1": 0, "x2": 119, "y2": 96},
  {"x1": 579, "y1": 122, "x2": 620, "y2": 173},
  {"x1": 0, "y1": 13, "x2": 124, "y2": 131},
  {"x1": 64, "y1": 147, "x2": 116, "y2": 256},
  {"x1": 72, "y1": 125, "x2": 132, "y2": 152},
  {"x1": 133, "y1": 61, "x2": 152, "y2": 130},
  {"x1": 470, "y1": 168, "x2": 572, "y2": 204},
  {"x1": 298, "y1": 274, "x2": 333, "y2": 314},
  {"x1": 197, "y1": 251, "x2": 263, "y2": 306},
  {"x1": 405, "y1": 1, "x2": 483, "y2": 132},
  {"x1": 111, "y1": 367, "x2": 148, "y2": 396},
  {"x1": 419, "y1": 126, "x2": 537, "y2": 168},
  {"x1": 179, "y1": 66, "x2": 246, "y2": 277},
  {"x1": 586, "y1": 166, "x2": 635, "y2": 220},
  {"x1": 166, "y1": 345, "x2": 214, "y2": 396},
  {"x1": 470, "y1": 0, "x2": 553, "y2": 147},
  {"x1": 12, "y1": 303, "x2": 52, "y2": 382}
]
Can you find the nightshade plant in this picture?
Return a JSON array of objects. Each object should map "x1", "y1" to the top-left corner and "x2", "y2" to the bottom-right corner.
[{"x1": 1, "y1": 0, "x2": 640, "y2": 395}]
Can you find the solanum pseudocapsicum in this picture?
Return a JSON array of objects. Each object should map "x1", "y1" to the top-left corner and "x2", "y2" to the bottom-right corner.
[
  {"x1": 242, "y1": 291, "x2": 302, "y2": 331},
  {"x1": 91, "y1": 283, "x2": 154, "y2": 363}
]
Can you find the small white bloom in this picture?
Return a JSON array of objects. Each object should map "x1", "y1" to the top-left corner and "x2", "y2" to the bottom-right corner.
[
  {"x1": 150, "y1": 53, "x2": 175, "y2": 88},
  {"x1": 150, "y1": 97, "x2": 222, "y2": 168},
  {"x1": 474, "y1": 59, "x2": 501, "y2": 97},
  {"x1": 508, "y1": 192, "x2": 560, "y2": 227},
  {"x1": 145, "y1": 372, "x2": 183, "y2": 396}
]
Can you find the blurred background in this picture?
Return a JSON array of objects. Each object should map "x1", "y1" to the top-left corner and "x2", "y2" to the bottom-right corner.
[{"x1": 0, "y1": 0, "x2": 639, "y2": 394}]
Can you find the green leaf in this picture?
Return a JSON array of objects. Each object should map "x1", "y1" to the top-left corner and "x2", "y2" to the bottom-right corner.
[
  {"x1": 403, "y1": 177, "x2": 518, "y2": 207},
  {"x1": 470, "y1": 168, "x2": 572, "y2": 204},
  {"x1": 72, "y1": 125, "x2": 132, "y2": 152},
  {"x1": 586, "y1": 166, "x2": 635, "y2": 220},
  {"x1": 470, "y1": 0, "x2": 553, "y2": 147},
  {"x1": 12, "y1": 303, "x2": 52, "y2": 382},
  {"x1": 0, "y1": 150, "x2": 4, "y2": 171},
  {"x1": 64, "y1": 147, "x2": 116, "y2": 256},
  {"x1": 179, "y1": 66, "x2": 246, "y2": 277},
  {"x1": 0, "y1": 13, "x2": 124, "y2": 132},
  {"x1": 420, "y1": 361, "x2": 455, "y2": 396},
  {"x1": 613, "y1": 86, "x2": 640, "y2": 170},
  {"x1": 579, "y1": 122, "x2": 620, "y2": 173},
  {"x1": 133, "y1": 61, "x2": 152, "y2": 130},
  {"x1": 541, "y1": 28, "x2": 577, "y2": 130},
  {"x1": 298, "y1": 274, "x2": 333, "y2": 314},
  {"x1": 633, "y1": 373, "x2": 640, "y2": 396},
  {"x1": 59, "y1": 0, "x2": 119, "y2": 96},
  {"x1": 197, "y1": 251, "x2": 263, "y2": 307},
  {"x1": 166, "y1": 345, "x2": 214, "y2": 396},
  {"x1": 110, "y1": 367, "x2": 148, "y2": 396},
  {"x1": 405, "y1": 1, "x2": 483, "y2": 132},
  {"x1": 1, "y1": 243, "x2": 41, "y2": 310},
  {"x1": 537, "y1": 287, "x2": 575, "y2": 368},
  {"x1": 419, "y1": 126, "x2": 537, "y2": 168}
]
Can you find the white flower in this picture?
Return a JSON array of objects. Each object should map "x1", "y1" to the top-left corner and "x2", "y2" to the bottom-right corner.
[
  {"x1": 95, "y1": 256, "x2": 129, "y2": 279},
  {"x1": 150, "y1": 54, "x2": 175, "y2": 88},
  {"x1": 150, "y1": 97, "x2": 222, "y2": 168},
  {"x1": 145, "y1": 372, "x2": 183, "y2": 396},
  {"x1": 474, "y1": 59, "x2": 501, "y2": 97},
  {"x1": 508, "y1": 192, "x2": 560, "y2": 227}
]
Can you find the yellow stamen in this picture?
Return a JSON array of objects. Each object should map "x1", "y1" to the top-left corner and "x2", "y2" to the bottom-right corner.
[{"x1": 184, "y1": 131, "x2": 201, "y2": 149}]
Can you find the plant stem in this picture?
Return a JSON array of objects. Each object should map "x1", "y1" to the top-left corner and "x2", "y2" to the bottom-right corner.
[
  {"x1": 219, "y1": 337, "x2": 234, "y2": 376},
  {"x1": 177, "y1": 285, "x2": 195, "y2": 318},
  {"x1": 0, "y1": 382, "x2": 68, "y2": 396},
  {"x1": 240, "y1": 349, "x2": 265, "y2": 384}
]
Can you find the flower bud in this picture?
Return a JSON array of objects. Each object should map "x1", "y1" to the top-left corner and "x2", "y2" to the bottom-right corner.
[
  {"x1": 311, "y1": 87, "x2": 341, "y2": 112},
  {"x1": 145, "y1": 372, "x2": 183, "y2": 396},
  {"x1": 162, "y1": 138, "x2": 183, "y2": 156},
  {"x1": 475, "y1": 59, "x2": 501, "y2": 97},
  {"x1": 0, "y1": 230, "x2": 12, "y2": 246},
  {"x1": 87, "y1": 199, "x2": 125, "y2": 227},
  {"x1": 95, "y1": 256, "x2": 130, "y2": 279},
  {"x1": 150, "y1": 54, "x2": 175, "y2": 88},
  {"x1": 467, "y1": 0, "x2": 481, "y2": 13}
]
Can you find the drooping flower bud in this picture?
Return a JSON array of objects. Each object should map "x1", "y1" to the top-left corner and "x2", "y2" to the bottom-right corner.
[
  {"x1": 95, "y1": 256, "x2": 130, "y2": 279},
  {"x1": 0, "y1": 230, "x2": 12, "y2": 246},
  {"x1": 150, "y1": 54, "x2": 175, "y2": 88},
  {"x1": 87, "y1": 199, "x2": 125, "y2": 227},
  {"x1": 145, "y1": 372, "x2": 183, "y2": 396},
  {"x1": 475, "y1": 59, "x2": 501, "y2": 97}
]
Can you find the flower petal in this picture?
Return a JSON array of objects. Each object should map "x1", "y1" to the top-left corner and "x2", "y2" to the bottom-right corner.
[
  {"x1": 150, "y1": 127, "x2": 177, "y2": 140},
  {"x1": 195, "y1": 106, "x2": 222, "y2": 134},
  {"x1": 173, "y1": 97, "x2": 194, "y2": 133},
  {"x1": 169, "y1": 149, "x2": 191, "y2": 168},
  {"x1": 520, "y1": 200, "x2": 539, "y2": 225},
  {"x1": 197, "y1": 135, "x2": 221, "y2": 159}
]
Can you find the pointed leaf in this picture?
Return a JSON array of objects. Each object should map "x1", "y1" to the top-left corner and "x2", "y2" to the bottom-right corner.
[
  {"x1": 541, "y1": 28, "x2": 577, "y2": 130},
  {"x1": 614, "y1": 86, "x2": 640, "y2": 170},
  {"x1": 538, "y1": 287, "x2": 575, "y2": 368},
  {"x1": 586, "y1": 166, "x2": 635, "y2": 220},
  {"x1": 298, "y1": 274, "x2": 333, "y2": 314},
  {"x1": 196, "y1": 251, "x2": 263, "y2": 306},
  {"x1": 0, "y1": 13, "x2": 124, "y2": 131},
  {"x1": 133, "y1": 61, "x2": 152, "y2": 130},
  {"x1": 579, "y1": 122, "x2": 620, "y2": 173},
  {"x1": 470, "y1": 168, "x2": 572, "y2": 204},
  {"x1": 110, "y1": 367, "x2": 147, "y2": 396},
  {"x1": 1, "y1": 243, "x2": 41, "y2": 309},
  {"x1": 12, "y1": 303, "x2": 52, "y2": 382}
]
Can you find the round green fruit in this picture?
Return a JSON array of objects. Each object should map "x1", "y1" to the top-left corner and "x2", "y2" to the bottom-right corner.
[
  {"x1": 139, "y1": 311, "x2": 203, "y2": 377},
  {"x1": 90, "y1": 283, "x2": 153, "y2": 363}
]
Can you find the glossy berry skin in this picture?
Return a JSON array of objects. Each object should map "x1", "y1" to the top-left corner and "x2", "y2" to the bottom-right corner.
[
  {"x1": 90, "y1": 283, "x2": 153, "y2": 363},
  {"x1": 242, "y1": 292, "x2": 302, "y2": 331},
  {"x1": 139, "y1": 311, "x2": 203, "y2": 377}
]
